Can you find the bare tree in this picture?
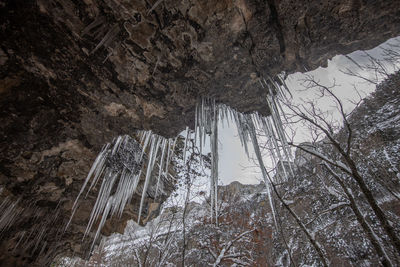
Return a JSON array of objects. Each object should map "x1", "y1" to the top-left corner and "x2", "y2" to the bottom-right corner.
[
  {"x1": 323, "y1": 163, "x2": 393, "y2": 267},
  {"x1": 211, "y1": 228, "x2": 256, "y2": 267},
  {"x1": 181, "y1": 137, "x2": 208, "y2": 266},
  {"x1": 285, "y1": 72, "x2": 400, "y2": 265},
  {"x1": 196, "y1": 189, "x2": 260, "y2": 266},
  {"x1": 248, "y1": 122, "x2": 329, "y2": 267}
]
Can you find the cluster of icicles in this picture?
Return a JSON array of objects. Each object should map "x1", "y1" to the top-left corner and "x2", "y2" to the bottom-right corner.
[
  {"x1": 68, "y1": 74, "x2": 293, "y2": 250},
  {"x1": 0, "y1": 192, "x2": 63, "y2": 263},
  {"x1": 66, "y1": 134, "x2": 178, "y2": 250},
  {"x1": 195, "y1": 75, "x2": 294, "y2": 226}
]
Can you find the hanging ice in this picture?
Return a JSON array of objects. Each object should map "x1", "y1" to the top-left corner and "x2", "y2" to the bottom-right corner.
[
  {"x1": 192, "y1": 98, "x2": 220, "y2": 223},
  {"x1": 70, "y1": 72, "x2": 293, "y2": 250},
  {"x1": 210, "y1": 101, "x2": 219, "y2": 224},
  {"x1": 0, "y1": 197, "x2": 23, "y2": 234},
  {"x1": 191, "y1": 75, "x2": 293, "y2": 226},
  {"x1": 67, "y1": 133, "x2": 176, "y2": 250}
]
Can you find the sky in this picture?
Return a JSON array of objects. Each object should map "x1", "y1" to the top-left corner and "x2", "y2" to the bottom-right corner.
[{"x1": 217, "y1": 36, "x2": 400, "y2": 185}]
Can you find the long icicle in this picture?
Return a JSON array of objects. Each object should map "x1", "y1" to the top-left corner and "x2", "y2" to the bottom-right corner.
[
  {"x1": 183, "y1": 126, "x2": 190, "y2": 165},
  {"x1": 155, "y1": 138, "x2": 168, "y2": 199},
  {"x1": 244, "y1": 114, "x2": 278, "y2": 226},
  {"x1": 138, "y1": 135, "x2": 161, "y2": 223},
  {"x1": 210, "y1": 101, "x2": 219, "y2": 224}
]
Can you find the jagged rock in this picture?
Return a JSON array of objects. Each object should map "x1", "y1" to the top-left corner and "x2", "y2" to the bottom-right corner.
[
  {"x1": 1, "y1": 0, "x2": 400, "y2": 265},
  {"x1": 294, "y1": 142, "x2": 316, "y2": 166}
]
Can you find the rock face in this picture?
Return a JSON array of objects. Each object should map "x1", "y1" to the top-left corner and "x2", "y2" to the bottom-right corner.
[{"x1": 0, "y1": 0, "x2": 400, "y2": 265}]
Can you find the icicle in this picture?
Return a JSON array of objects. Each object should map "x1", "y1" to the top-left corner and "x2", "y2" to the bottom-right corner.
[
  {"x1": 203, "y1": 98, "x2": 208, "y2": 145},
  {"x1": 85, "y1": 146, "x2": 109, "y2": 196},
  {"x1": 260, "y1": 77, "x2": 294, "y2": 179},
  {"x1": 69, "y1": 143, "x2": 109, "y2": 219},
  {"x1": 138, "y1": 135, "x2": 162, "y2": 223},
  {"x1": 194, "y1": 102, "x2": 198, "y2": 146},
  {"x1": 111, "y1": 136, "x2": 123, "y2": 155},
  {"x1": 91, "y1": 196, "x2": 114, "y2": 251},
  {"x1": 244, "y1": 114, "x2": 278, "y2": 226},
  {"x1": 210, "y1": 103, "x2": 219, "y2": 224},
  {"x1": 164, "y1": 137, "x2": 177, "y2": 179},
  {"x1": 0, "y1": 197, "x2": 22, "y2": 234},
  {"x1": 126, "y1": 172, "x2": 141, "y2": 209},
  {"x1": 183, "y1": 127, "x2": 190, "y2": 165},
  {"x1": 140, "y1": 130, "x2": 152, "y2": 161},
  {"x1": 199, "y1": 101, "x2": 204, "y2": 165},
  {"x1": 84, "y1": 170, "x2": 118, "y2": 239},
  {"x1": 155, "y1": 138, "x2": 168, "y2": 198}
]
